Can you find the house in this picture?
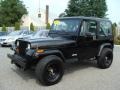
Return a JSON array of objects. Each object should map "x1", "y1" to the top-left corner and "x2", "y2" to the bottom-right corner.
[{"x1": 21, "y1": 8, "x2": 53, "y2": 29}]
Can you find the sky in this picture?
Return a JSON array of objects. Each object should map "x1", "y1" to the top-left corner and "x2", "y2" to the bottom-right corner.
[{"x1": 22, "y1": 0, "x2": 120, "y2": 23}]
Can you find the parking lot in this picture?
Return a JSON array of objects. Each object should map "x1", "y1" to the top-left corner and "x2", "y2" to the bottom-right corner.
[{"x1": 0, "y1": 46, "x2": 120, "y2": 90}]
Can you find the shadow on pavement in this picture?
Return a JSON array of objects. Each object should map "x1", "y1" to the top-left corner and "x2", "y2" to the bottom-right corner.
[
  {"x1": 64, "y1": 60, "x2": 97, "y2": 75},
  {"x1": 11, "y1": 60, "x2": 98, "y2": 86},
  {"x1": 11, "y1": 67, "x2": 36, "y2": 81}
]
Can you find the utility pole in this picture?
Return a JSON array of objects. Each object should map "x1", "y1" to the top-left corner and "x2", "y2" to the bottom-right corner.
[
  {"x1": 45, "y1": 5, "x2": 49, "y2": 24},
  {"x1": 38, "y1": 0, "x2": 41, "y2": 18}
]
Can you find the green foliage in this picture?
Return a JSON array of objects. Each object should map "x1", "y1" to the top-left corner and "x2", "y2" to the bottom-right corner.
[
  {"x1": 112, "y1": 23, "x2": 117, "y2": 37},
  {"x1": 30, "y1": 23, "x2": 35, "y2": 31},
  {"x1": 65, "y1": 0, "x2": 107, "y2": 18},
  {"x1": 59, "y1": 13, "x2": 66, "y2": 17},
  {"x1": 112, "y1": 23, "x2": 120, "y2": 45},
  {"x1": 0, "y1": 0, "x2": 28, "y2": 26},
  {"x1": 114, "y1": 36, "x2": 120, "y2": 45},
  {"x1": 46, "y1": 23, "x2": 51, "y2": 29},
  {"x1": 2, "y1": 25, "x2": 7, "y2": 32},
  {"x1": 15, "y1": 22, "x2": 20, "y2": 31}
]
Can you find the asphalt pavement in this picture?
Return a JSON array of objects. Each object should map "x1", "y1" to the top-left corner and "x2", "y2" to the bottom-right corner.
[{"x1": 0, "y1": 46, "x2": 120, "y2": 90}]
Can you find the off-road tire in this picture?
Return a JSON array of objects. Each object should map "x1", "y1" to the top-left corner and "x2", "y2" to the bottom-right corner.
[
  {"x1": 97, "y1": 48, "x2": 113, "y2": 69},
  {"x1": 35, "y1": 55, "x2": 64, "y2": 86}
]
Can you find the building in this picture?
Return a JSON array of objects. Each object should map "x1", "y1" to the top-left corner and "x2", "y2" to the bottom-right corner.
[{"x1": 21, "y1": 5, "x2": 54, "y2": 30}]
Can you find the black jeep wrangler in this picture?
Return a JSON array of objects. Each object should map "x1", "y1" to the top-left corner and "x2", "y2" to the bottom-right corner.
[{"x1": 8, "y1": 16, "x2": 114, "y2": 86}]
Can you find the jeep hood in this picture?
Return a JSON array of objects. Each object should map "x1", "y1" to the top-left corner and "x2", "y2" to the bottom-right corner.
[
  {"x1": 19, "y1": 37, "x2": 76, "y2": 48},
  {"x1": 0, "y1": 36, "x2": 14, "y2": 39}
]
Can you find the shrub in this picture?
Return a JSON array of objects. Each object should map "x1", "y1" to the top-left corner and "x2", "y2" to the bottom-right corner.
[
  {"x1": 15, "y1": 22, "x2": 20, "y2": 31},
  {"x1": 114, "y1": 36, "x2": 120, "y2": 45},
  {"x1": 2, "y1": 25, "x2": 7, "y2": 32},
  {"x1": 30, "y1": 23, "x2": 35, "y2": 31},
  {"x1": 46, "y1": 23, "x2": 50, "y2": 29}
]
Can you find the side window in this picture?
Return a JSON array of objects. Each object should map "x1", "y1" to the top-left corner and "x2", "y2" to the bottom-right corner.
[
  {"x1": 23, "y1": 31, "x2": 29, "y2": 35},
  {"x1": 80, "y1": 20, "x2": 97, "y2": 36},
  {"x1": 98, "y1": 21, "x2": 112, "y2": 36}
]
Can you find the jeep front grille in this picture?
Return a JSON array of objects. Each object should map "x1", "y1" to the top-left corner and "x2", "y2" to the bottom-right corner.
[{"x1": 16, "y1": 41, "x2": 28, "y2": 55}]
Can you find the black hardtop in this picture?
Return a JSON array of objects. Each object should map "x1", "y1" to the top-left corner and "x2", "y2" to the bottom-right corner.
[{"x1": 55, "y1": 16, "x2": 111, "y2": 22}]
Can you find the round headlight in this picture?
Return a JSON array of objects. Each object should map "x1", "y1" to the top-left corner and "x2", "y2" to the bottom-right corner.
[
  {"x1": 27, "y1": 44, "x2": 31, "y2": 49},
  {"x1": 16, "y1": 41, "x2": 19, "y2": 46}
]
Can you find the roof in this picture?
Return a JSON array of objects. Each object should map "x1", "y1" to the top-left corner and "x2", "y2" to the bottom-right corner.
[{"x1": 55, "y1": 16, "x2": 111, "y2": 22}]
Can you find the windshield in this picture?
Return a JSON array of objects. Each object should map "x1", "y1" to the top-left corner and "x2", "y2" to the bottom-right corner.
[
  {"x1": 0, "y1": 32, "x2": 7, "y2": 36},
  {"x1": 8, "y1": 31, "x2": 22, "y2": 36},
  {"x1": 51, "y1": 19, "x2": 80, "y2": 32},
  {"x1": 33, "y1": 30, "x2": 49, "y2": 38}
]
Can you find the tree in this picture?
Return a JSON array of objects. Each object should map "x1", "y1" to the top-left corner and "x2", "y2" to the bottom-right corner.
[
  {"x1": 15, "y1": 22, "x2": 20, "y2": 31},
  {"x1": 2, "y1": 25, "x2": 7, "y2": 32},
  {"x1": 46, "y1": 23, "x2": 51, "y2": 29},
  {"x1": 59, "y1": 13, "x2": 66, "y2": 17},
  {"x1": 30, "y1": 23, "x2": 35, "y2": 31},
  {"x1": 0, "y1": 0, "x2": 28, "y2": 26},
  {"x1": 65, "y1": 0, "x2": 107, "y2": 18}
]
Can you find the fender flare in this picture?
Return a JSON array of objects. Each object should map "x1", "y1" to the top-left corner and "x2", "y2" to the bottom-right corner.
[
  {"x1": 98, "y1": 43, "x2": 113, "y2": 56},
  {"x1": 38, "y1": 50, "x2": 65, "y2": 62}
]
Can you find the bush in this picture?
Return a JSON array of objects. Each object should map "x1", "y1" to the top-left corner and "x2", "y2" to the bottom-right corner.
[
  {"x1": 30, "y1": 23, "x2": 35, "y2": 31},
  {"x1": 2, "y1": 25, "x2": 7, "y2": 32},
  {"x1": 15, "y1": 22, "x2": 20, "y2": 31},
  {"x1": 114, "y1": 36, "x2": 120, "y2": 45},
  {"x1": 46, "y1": 23, "x2": 50, "y2": 29}
]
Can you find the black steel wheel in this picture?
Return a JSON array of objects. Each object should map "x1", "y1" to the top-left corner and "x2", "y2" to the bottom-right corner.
[
  {"x1": 35, "y1": 55, "x2": 64, "y2": 86},
  {"x1": 97, "y1": 48, "x2": 113, "y2": 69}
]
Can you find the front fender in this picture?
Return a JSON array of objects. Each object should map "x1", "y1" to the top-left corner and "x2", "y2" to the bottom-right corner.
[{"x1": 35, "y1": 50, "x2": 65, "y2": 62}]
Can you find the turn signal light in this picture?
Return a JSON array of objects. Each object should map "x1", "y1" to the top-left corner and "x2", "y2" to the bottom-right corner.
[{"x1": 36, "y1": 49, "x2": 44, "y2": 53}]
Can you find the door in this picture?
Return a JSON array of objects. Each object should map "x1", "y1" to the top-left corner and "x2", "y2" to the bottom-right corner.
[{"x1": 77, "y1": 19, "x2": 98, "y2": 60}]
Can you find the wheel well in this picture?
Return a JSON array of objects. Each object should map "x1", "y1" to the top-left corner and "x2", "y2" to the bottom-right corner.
[
  {"x1": 98, "y1": 44, "x2": 113, "y2": 56},
  {"x1": 103, "y1": 45, "x2": 113, "y2": 50},
  {"x1": 54, "y1": 53, "x2": 65, "y2": 62},
  {"x1": 36, "y1": 53, "x2": 65, "y2": 64}
]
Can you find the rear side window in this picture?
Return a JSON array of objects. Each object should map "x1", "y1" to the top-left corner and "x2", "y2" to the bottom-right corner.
[
  {"x1": 80, "y1": 20, "x2": 97, "y2": 36},
  {"x1": 98, "y1": 21, "x2": 112, "y2": 36}
]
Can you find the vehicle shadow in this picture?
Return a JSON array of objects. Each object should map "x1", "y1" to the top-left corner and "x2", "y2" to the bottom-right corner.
[
  {"x1": 11, "y1": 60, "x2": 97, "y2": 86},
  {"x1": 64, "y1": 60, "x2": 97, "y2": 75},
  {"x1": 11, "y1": 67, "x2": 36, "y2": 81}
]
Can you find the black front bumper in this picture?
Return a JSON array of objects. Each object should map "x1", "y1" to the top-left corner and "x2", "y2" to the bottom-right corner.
[{"x1": 7, "y1": 54, "x2": 28, "y2": 69}]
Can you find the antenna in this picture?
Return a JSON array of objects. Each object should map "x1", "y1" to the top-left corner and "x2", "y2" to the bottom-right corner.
[{"x1": 39, "y1": 0, "x2": 40, "y2": 12}]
